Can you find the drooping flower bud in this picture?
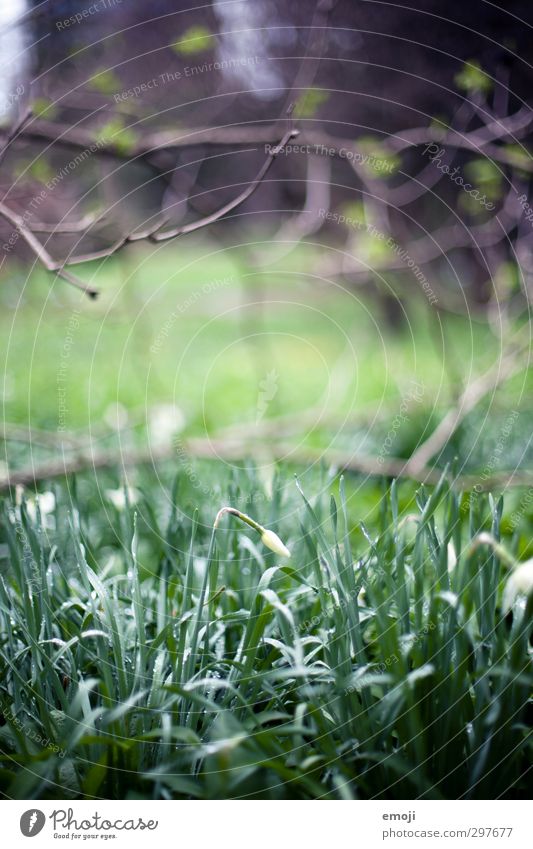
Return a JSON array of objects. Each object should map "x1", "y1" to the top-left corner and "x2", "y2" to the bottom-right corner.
[
  {"x1": 214, "y1": 506, "x2": 290, "y2": 558},
  {"x1": 260, "y1": 528, "x2": 291, "y2": 558}
]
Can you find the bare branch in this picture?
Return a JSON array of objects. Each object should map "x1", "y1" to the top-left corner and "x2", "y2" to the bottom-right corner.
[
  {"x1": 0, "y1": 128, "x2": 297, "y2": 295},
  {"x1": 0, "y1": 435, "x2": 530, "y2": 493},
  {"x1": 5, "y1": 114, "x2": 533, "y2": 171},
  {"x1": 0, "y1": 108, "x2": 32, "y2": 170},
  {"x1": 407, "y1": 340, "x2": 529, "y2": 476},
  {"x1": 151, "y1": 127, "x2": 299, "y2": 241},
  {"x1": 0, "y1": 422, "x2": 81, "y2": 448},
  {"x1": 0, "y1": 200, "x2": 100, "y2": 297},
  {"x1": 26, "y1": 211, "x2": 104, "y2": 234},
  {"x1": 0, "y1": 120, "x2": 292, "y2": 158},
  {"x1": 46, "y1": 127, "x2": 299, "y2": 267},
  {"x1": 0, "y1": 200, "x2": 100, "y2": 298},
  {"x1": 386, "y1": 116, "x2": 533, "y2": 170}
]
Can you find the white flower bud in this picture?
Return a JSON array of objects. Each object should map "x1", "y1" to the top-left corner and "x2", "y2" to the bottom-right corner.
[
  {"x1": 106, "y1": 487, "x2": 139, "y2": 511},
  {"x1": 260, "y1": 528, "x2": 291, "y2": 558},
  {"x1": 502, "y1": 558, "x2": 533, "y2": 612},
  {"x1": 214, "y1": 506, "x2": 290, "y2": 558}
]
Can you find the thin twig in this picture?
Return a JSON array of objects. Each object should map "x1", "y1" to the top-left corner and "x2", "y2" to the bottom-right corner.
[
  {"x1": 151, "y1": 127, "x2": 299, "y2": 241},
  {"x1": 0, "y1": 200, "x2": 99, "y2": 298},
  {"x1": 26, "y1": 211, "x2": 104, "y2": 233},
  {"x1": 26, "y1": 127, "x2": 299, "y2": 269},
  {"x1": 407, "y1": 341, "x2": 529, "y2": 476},
  {"x1": 0, "y1": 128, "x2": 298, "y2": 295},
  {"x1": 0, "y1": 108, "x2": 32, "y2": 170}
]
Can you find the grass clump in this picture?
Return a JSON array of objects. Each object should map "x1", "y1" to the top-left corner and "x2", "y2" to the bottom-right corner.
[{"x1": 0, "y1": 466, "x2": 531, "y2": 799}]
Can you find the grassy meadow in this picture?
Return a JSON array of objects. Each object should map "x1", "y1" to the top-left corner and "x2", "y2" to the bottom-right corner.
[
  {"x1": 0, "y1": 244, "x2": 531, "y2": 800},
  {"x1": 0, "y1": 463, "x2": 531, "y2": 799}
]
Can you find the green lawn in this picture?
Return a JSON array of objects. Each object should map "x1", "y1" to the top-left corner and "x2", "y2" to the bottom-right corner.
[{"x1": 1, "y1": 240, "x2": 531, "y2": 476}]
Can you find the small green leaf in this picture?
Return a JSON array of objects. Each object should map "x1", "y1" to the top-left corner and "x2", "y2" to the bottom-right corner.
[
  {"x1": 31, "y1": 98, "x2": 57, "y2": 120},
  {"x1": 293, "y1": 88, "x2": 329, "y2": 119},
  {"x1": 173, "y1": 26, "x2": 214, "y2": 56},
  {"x1": 503, "y1": 144, "x2": 533, "y2": 173},
  {"x1": 13, "y1": 156, "x2": 54, "y2": 183},
  {"x1": 88, "y1": 68, "x2": 122, "y2": 95},
  {"x1": 463, "y1": 158, "x2": 502, "y2": 203},
  {"x1": 96, "y1": 118, "x2": 137, "y2": 154},
  {"x1": 455, "y1": 60, "x2": 492, "y2": 95},
  {"x1": 355, "y1": 135, "x2": 400, "y2": 177}
]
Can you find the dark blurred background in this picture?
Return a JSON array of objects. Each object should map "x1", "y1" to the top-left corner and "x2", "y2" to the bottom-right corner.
[{"x1": 1, "y1": 0, "x2": 532, "y2": 312}]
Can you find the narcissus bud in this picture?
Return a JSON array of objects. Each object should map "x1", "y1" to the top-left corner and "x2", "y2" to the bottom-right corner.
[
  {"x1": 260, "y1": 528, "x2": 291, "y2": 558},
  {"x1": 214, "y1": 506, "x2": 290, "y2": 558}
]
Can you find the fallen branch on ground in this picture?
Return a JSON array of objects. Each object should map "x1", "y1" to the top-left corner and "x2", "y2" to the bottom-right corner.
[
  {"x1": 0, "y1": 436, "x2": 530, "y2": 492},
  {"x1": 407, "y1": 339, "x2": 529, "y2": 476}
]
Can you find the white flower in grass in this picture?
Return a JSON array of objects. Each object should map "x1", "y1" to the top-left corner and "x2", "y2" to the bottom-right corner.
[
  {"x1": 502, "y1": 559, "x2": 533, "y2": 612},
  {"x1": 214, "y1": 506, "x2": 291, "y2": 559},
  {"x1": 447, "y1": 542, "x2": 457, "y2": 573},
  {"x1": 106, "y1": 487, "x2": 139, "y2": 510}
]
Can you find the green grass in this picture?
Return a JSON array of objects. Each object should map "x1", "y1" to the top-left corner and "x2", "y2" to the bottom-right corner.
[
  {"x1": 0, "y1": 464, "x2": 531, "y2": 800},
  {"x1": 1, "y1": 243, "x2": 531, "y2": 799},
  {"x1": 2, "y1": 242, "x2": 532, "y2": 481}
]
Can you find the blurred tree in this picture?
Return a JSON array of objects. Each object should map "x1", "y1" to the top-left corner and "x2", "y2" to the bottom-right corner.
[{"x1": 0, "y1": 0, "x2": 531, "y2": 325}]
